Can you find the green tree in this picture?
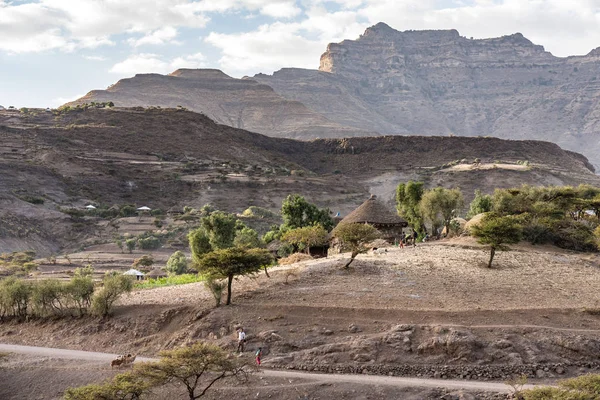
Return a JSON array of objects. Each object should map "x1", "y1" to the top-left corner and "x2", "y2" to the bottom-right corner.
[
  {"x1": 233, "y1": 226, "x2": 262, "y2": 249},
  {"x1": 331, "y1": 223, "x2": 380, "y2": 269},
  {"x1": 471, "y1": 214, "x2": 522, "y2": 268},
  {"x1": 188, "y1": 228, "x2": 212, "y2": 264},
  {"x1": 281, "y1": 225, "x2": 329, "y2": 254},
  {"x1": 396, "y1": 181, "x2": 426, "y2": 235},
  {"x1": 65, "y1": 275, "x2": 94, "y2": 316},
  {"x1": 134, "y1": 343, "x2": 250, "y2": 400},
  {"x1": 125, "y1": 239, "x2": 136, "y2": 254},
  {"x1": 200, "y1": 211, "x2": 237, "y2": 250},
  {"x1": 195, "y1": 247, "x2": 273, "y2": 305},
  {"x1": 114, "y1": 239, "x2": 124, "y2": 253},
  {"x1": 419, "y1": 187, "x2": 464, "y2": 236},
  {"x1": 281, "y1": 194, "x2": 333, "y2": 231},
  {"x1": 165, "y1": 251, "x2": 188, "y2": 275},
  {"x1": 31, "y1": 279, "x2": 66, "y2": 317},
  {"x1": 0, "y1": 277, "x2": 31, "y2": 318},
  {"x1": 467, "y1": 190, "x2": 493, "y2": 219},
  {"x1": 91, "y1": 274, "x2": 133, "y2": 317}
]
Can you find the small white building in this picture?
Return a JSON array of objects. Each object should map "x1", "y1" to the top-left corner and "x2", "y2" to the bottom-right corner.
[
  {"x1": 123, "y1": 268, "x2": 145, "y2": 281},
  {"x1": 137, "y1": 206, "x2": 151, "y2": 211},
  {"x1": 85, "y1": 205, "x2": 97, "y2": 210}
]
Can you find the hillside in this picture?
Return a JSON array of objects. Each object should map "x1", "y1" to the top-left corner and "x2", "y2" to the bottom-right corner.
[
  {"x1": 0, "y1": 106, "x2": 598, "y2": 255},
  {"x1": 69, "y1": 69, "x2": 371, "y2": 140}
]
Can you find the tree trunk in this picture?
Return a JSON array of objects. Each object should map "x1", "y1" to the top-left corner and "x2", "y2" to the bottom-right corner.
[
  {"x1": 264, "y1": 265, "x2": 270, "y2": 278},
  {"x1": 226, "y1": 274, "x2": 233, "y2": 305},
  {"x1": 343, "y1": 251, "x2": 359, "y2": 269},
  {"x1": 487, "y1": 247, "x2": 496, "y2": 268}
]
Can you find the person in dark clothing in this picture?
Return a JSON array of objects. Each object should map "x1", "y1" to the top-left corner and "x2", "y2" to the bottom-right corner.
[{"x1": 412, "y1": 229, "x2": 418, "y2": 247}]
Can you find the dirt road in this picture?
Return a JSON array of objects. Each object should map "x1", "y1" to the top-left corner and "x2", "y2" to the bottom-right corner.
[{"x1": 0, "y1": 343, "x2": 542, "y2": 393}]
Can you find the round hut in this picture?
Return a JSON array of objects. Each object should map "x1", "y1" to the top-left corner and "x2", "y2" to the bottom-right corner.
[
  {"x1": 339, "y1": 195, "x2": 408, "y2": 242},
  {"x1": 147, "y1": 268, "x2": 168, "y2": 279}
]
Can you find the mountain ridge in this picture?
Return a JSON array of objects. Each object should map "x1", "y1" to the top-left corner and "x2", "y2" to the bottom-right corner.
[{"x1": 69, "y1": 23, "x2": 600, "y2": 167}]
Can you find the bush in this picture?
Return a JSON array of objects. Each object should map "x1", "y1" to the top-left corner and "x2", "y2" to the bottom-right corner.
[
  {"x1": 31, "y1": 279, "x2": 67, "y2": 317},
  {"x1": 165, "y1": 251, "x2": 188, "y2": 275},
  {"x1": 137, "y1": 236, "x2": 161, "y2": 250},
  {"x1": 523, "y1": 373, "x2": 600, "y2": 399},
  {"x1": 91, "y1": 274, "x2": 133, "y2": 317},
  {"x1": 0, "y1": 278, "x2": 31, "y2": 318},
  {"x1": 65, "y1": 276, "x2": 94, "y2": 316}
]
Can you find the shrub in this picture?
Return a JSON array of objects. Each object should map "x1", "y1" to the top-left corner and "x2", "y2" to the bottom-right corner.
[
  {"x1": 65, "y1": 276, "x2": 94, "y2": 316},
  {"x1": 0, "y1": 278, "x2": 31, "y2": 318},
  {"x1": 204, "y1": 276, "x2": 225, "y2": 307},
  {"x1": 165, "y1": 251, "x2": 188, "y2": 275},
  {"x1": 125, "y1": 238, "x2": 136, "y2": 253},
  {"x1": 91, "y1": 274, "x2": 133, "y2": 317},
  {"x1": 31, "y1": 279, "x2": 67, "y2": 317},
  {"x1": 132, "y1": 255, "x2": 154, "y2": 269},
  {"x1": 137, "y1": 236, "x2": 161, "y2": 250}
]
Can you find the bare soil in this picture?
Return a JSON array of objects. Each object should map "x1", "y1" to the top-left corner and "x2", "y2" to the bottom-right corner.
[{"x1": 2, "y1": 239, "x2": 600, "y2": 399}]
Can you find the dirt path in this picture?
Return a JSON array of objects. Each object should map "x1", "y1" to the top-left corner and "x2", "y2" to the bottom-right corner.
[{"x1": 0, "y1": 343, "x2": 543, "y2": 393}]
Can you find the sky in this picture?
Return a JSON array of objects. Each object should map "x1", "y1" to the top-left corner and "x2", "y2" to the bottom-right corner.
[{"x1": 1, "y1": 0, "x2": 600, "y2": 108}]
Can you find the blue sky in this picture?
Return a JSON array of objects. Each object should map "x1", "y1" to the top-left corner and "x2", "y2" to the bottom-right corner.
[{"x1": 1, "y1": 0, "x2": 599, "y2": 108}]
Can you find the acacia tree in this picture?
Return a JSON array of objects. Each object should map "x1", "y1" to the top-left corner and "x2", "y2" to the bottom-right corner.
[
  {"x1": 135, "y1": 343, "x2": 251, "y2": 400},
  {"x1": 200, "y1": 211, "x2": 237, "y2": 250},
  {"x1": 471, "y1": 214, "x2": 522, "y2": 268},
  {"x1": 281, "y1": 225, "x2": 329, "y2": 254},
  {"x1": 419, "y1": 187, "x2": 464, "y2": 236},
  {"x1": 396, "y1": 181, "x2": 426, "y2": 235},
  {"x1": 331, "y1": 223, "x2": 380, "y2": 269},
  {"x1": 195, "y1": 247, "x2": 273, "y2": 305},
  {"x1": 64, "y1": 371, "x2": 150, "y2": 400}
]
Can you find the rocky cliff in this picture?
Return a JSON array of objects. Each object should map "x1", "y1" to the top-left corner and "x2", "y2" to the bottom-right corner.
[
  {"x1": 255, "y1": 23, "x2": 600, "y2": 167},
  {"x1": 70, "y1": 23, "x2": 600, "y2": 167}
]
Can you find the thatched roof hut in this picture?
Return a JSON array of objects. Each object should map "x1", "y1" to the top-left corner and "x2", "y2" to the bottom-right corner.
[
  {"x1": 147, "y1": 268, "x2": 168, "y2": 279},
  {"x1": 340, "y1": 195, "x2": 408, "y2": 227},
  {"x1": 338, "y1": 195, "x2": 408, "y2": 243}
]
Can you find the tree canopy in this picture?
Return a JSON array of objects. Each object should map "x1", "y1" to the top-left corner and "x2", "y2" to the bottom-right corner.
[
  {"x1": 281, "y1": 225, "x2": 329, "y2": 254},
  {"x1": 396, "y1": 181, "x2": 425, "y2": 235},
  {"x1": 281, "y1": 194, "x2": 334, "y2": 231},
  {"x1": 419, "y1": 187, "x2": 464, "y2": 236},
  {"x1": 165, "y1": 251, "x2": 188, "y2": 275},
  {"x1": 331, "y1": 223, "x2": 380, "y2": 269},
  {"x1": 194, "y1": 247, "x2": 273, "y2": 305},
  {"x1": 471, "y1": 213, "x2": 522, "y2": 268}
]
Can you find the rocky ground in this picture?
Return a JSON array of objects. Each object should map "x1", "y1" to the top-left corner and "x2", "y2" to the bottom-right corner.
[{"x1": 1, "y1": 239, "x2": 600, "y2": 399}]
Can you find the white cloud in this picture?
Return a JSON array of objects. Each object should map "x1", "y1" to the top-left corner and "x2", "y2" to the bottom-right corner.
[
  {"x1": 52, "y1": 93, "x2": 85, "y2": 107},
  {"x1": 126, "y1": 26, "x2": 180, "y2": 47},
  {"x1": 193, "y1": 0, "x2": 301, "y2": 18},
  {"x1": 83, "y1": 55, "x2": 107, "y2": 61},
  {"x1": 109, "y1": 52, "x2": 206, "y2": 76},
  {"x1": 206, "y1": 22, "x2": 322, "y2": 76}
]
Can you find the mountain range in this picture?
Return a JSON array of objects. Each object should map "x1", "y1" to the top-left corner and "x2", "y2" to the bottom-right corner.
[{"x1": 70, "y1": 22, "x2": 600, "y2": 168}]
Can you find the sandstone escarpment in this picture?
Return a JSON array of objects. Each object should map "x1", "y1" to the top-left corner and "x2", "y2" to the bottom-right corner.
[
  {"x1": 70, "y1": 69, "x2": 372, "y2": 140},
  {"x1": 256, "y1": 23, "x2": 600, "y2": 168}
]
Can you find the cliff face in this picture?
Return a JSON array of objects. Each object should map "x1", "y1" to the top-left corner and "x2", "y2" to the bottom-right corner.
[
  {"x1": 69, "y1": 23, "x2": 600, "y2": 167},
  {"x1": 69, "y1": 69, "x2": 373, "y2": 140},
  {"x1": 255, "y1": 23, "x2": 600, "y2": 167}
]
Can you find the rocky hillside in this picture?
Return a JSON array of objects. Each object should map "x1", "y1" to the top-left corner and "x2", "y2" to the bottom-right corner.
[
  {"x1": 256, "y1": 23, "x2": 600, "y2": 167},
  {"x1": 70, "y1": 69, "x2": 371, "y2": 140},
  {"x1": 71, "y1": 23, "x2": 600, "y2": 167},
  {"x1": 1, "y1": 107, "x2": 598, "y2": 254}
]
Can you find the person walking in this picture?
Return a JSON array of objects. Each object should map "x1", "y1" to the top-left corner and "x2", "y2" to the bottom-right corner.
[
  {"x1": 399, "y1": 232, "x2": 405, "y2": 248},
  {"x1": 412, "y1": 228, "x2": 418, "y2": 247},
  {"x1": 236, "y1": 328, "x2": 246, "y2": 353},
  {"x1": 255, "y1": 347, "x2": 262, "y2": 366}
]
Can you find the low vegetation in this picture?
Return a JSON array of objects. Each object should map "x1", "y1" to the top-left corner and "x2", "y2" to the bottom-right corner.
[
  {"x1": 135, "y1": 273, "x2": 204, "y2": 290},
  {"x1": 64, "y1": 342, "x2": 252, "y2": 400},
  {"x1": 522, "y1": 374, "x2": 600, "y2": 399},
  {"x1": 331, "y1": 223, "x2": 380, "y2": 269}
]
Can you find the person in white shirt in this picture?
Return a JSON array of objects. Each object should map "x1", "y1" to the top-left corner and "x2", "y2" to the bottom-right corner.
[{"x1": 237, "y1": 328, "x2": 246, "y2": 353}]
